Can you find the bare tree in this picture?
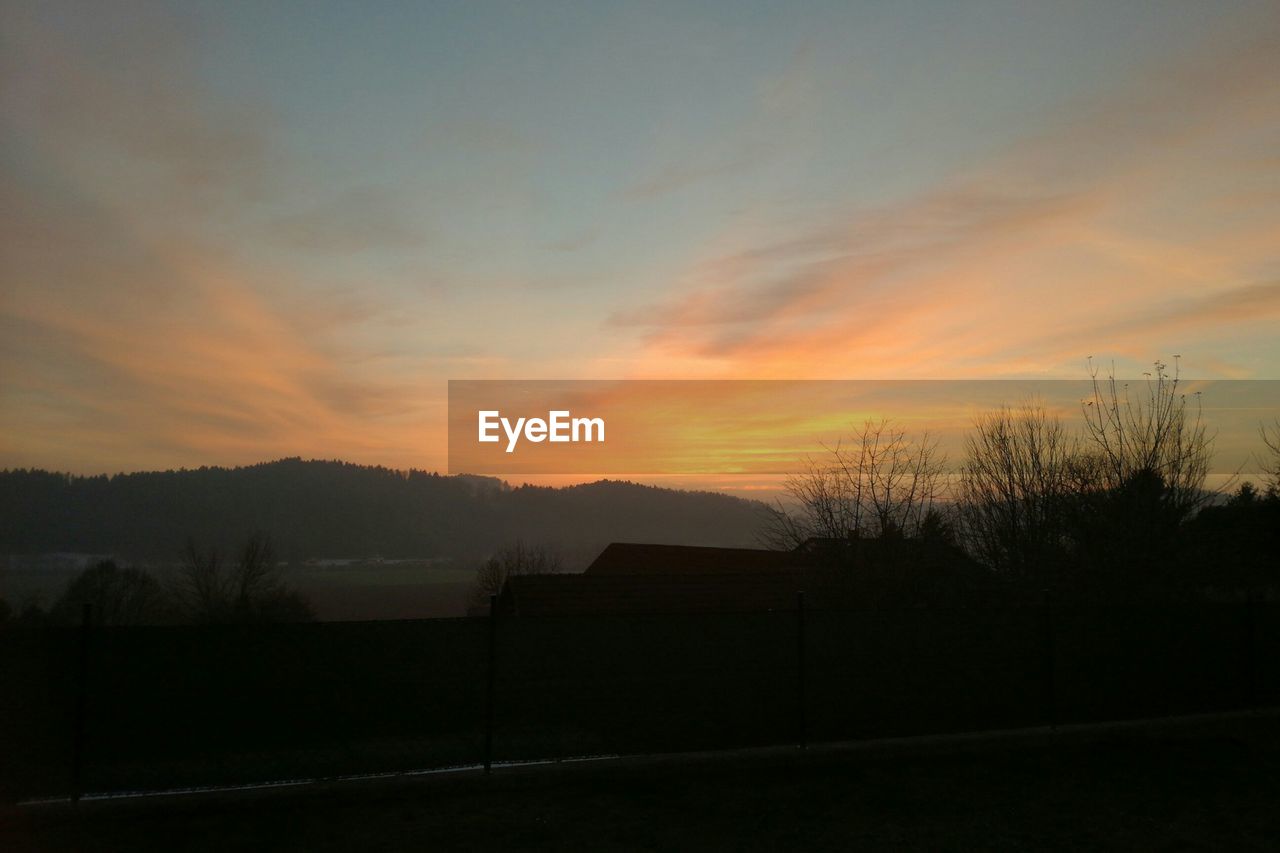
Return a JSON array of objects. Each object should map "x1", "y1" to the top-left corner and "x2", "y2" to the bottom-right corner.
[
  {"x1": 470, "y1": 540, "x2": 564, "y2": 610},
  {"x1": 1260, "y1": 419, "x2": 1280, "y2": 493},
  {"x1": 762, "y1": 419, "x2": 946, "y2": 548},
  {"x1": 1055, "y1": 357, "x2": 1224, "y2": 596},
  {"x1": 957, "y1": 402, "x2": 1081, "y2": 581},
  {"x1": 231, "y1": 531, "x2": 277, "y2": 614},
  {"x1": 177, "y1": 538, "x2": 224, "y2": 622},
  {"x1": 174, "y1": 531, "x2": 313, "y2": 623},
  {"x1": 1080, "y1": 357, "x2": 1214, "y2": 521}
]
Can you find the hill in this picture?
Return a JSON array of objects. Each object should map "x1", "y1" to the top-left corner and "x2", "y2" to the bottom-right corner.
[{"x1": 0, "y1": 459, "x2": 770, "y2": 563}]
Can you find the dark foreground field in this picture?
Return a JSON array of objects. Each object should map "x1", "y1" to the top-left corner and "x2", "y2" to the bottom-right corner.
[{"x1": 5, "y1": 712, "x2": 1279, "y2": 853}]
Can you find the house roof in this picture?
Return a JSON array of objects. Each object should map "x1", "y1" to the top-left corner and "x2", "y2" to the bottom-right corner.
[
  {"x1": 584, "y1": 542, "x2": 805, "y2": 576},
  {"x1": 496, "y1": 539, "x2": 1003, "y2": 616},
  {"x1": 499, "y1": 572, "x2": 807, "y2": 616}
]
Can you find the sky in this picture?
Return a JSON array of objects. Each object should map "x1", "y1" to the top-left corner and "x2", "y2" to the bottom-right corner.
[{"x1": 2, "y1": 0, "x2": 1278, "y2": 481}]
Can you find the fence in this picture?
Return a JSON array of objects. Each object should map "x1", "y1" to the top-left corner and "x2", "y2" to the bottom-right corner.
[{"x1": 1, "y1": 600, "x2": 1277, "y2": 802}]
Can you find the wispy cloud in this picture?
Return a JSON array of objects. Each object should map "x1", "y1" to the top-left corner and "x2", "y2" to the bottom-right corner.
[
  {"x1": 0, "y1": 2, "x2": 453, "y2": 472},
  {"x1": 2, "y1": 2, "x2": 1277, "y2": 478},
  {"x1": 1, "y1": 1, "x2": 276, "y2": 209},
  {"x1": 0, "y1": 179, "x2": 431, "y2": 471},
  {"x1": 608, "y1": 18, "x2": 1280, "y2": 379}
]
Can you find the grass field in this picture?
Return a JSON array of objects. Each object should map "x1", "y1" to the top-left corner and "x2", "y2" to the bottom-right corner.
[
  {"x1": 6, "y1": 712, "x2": 1279, "y2": 852},
  {"x1": 1, "y1": 558, "x2": 477, "y2": 621}
]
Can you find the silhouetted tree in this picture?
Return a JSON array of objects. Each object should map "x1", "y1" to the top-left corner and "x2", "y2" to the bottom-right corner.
[
  {"x1": 762, "y1": 419, "x2": 946, "y2": 548},
  {"x1": 918, "y1": 507, "x2": 959, "y2": 546},
  {"x1": 1183, "y1": 480, "x2": 1280, "y2": 595},
  {"x1": 1080, "y1": 357, "x2": 1214, "y2": 522},
  {"x1": 1067, "y1": 358, "x2": 1217, "y2": 593},
  {"x1": 174, "y1": 531, "x2": 314, "y2": 623},
  {"x1": 1261, "y1": 419, "x2": 1280, "y2": 493},
  {"x1": 470, "y1": 540, "x2": 564, "y2": 610},
  {"x1": 51, "y1": 560, "x2": 171, "y2": 626},
  {"x1": 957, "y1": 402, "x2": 1081, "y2": 583}
]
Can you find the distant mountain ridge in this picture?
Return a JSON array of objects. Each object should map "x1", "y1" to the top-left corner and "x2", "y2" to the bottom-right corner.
[{"x1": 0, "y1": 458, "x2": 769, "y2": 562}]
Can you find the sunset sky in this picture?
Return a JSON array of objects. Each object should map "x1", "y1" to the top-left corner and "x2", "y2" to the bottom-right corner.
[{"x1": 2, "y1": 1, "x2": 1278, "y2": 481}]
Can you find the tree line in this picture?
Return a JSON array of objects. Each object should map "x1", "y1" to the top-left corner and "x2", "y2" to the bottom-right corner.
[
  {"x1": 0, "y1": 461, "x2": 767, "y2": 561},
  {"x1": 2, "y1": 531, "x2": 314, "y2": 627},
  {"x1": 764, "y1": 360, "x2": 1280, "y2": 600}
]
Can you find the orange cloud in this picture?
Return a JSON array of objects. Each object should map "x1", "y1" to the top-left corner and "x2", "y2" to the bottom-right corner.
[
  {"x1": 0, "y1": 167, "x2": 439, "y2": 472},
  {"x1": 2, "y1": 2, "x2": 1277, "y2": 488},
  {"x1": 610, "y1": 20, "x2": 1280, "y2": 381}
]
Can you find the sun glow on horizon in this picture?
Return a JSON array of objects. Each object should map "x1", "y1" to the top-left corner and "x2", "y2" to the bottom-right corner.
[{"x1": 2, "y1": 2, "x2": 1278, "y2": 482}]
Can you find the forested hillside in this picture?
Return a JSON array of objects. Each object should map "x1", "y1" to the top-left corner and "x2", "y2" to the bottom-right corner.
[{"x1": 0, "y1": 459, "x2": 769, "y2": 561}]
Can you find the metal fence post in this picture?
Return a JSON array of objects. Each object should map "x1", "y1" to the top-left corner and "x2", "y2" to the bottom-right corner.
[
  {"x1": 1042, "y1": 588, "x2": 1056, "y2": 730},
  {"x1": 1245, "y1": 595, "x2": 1258, "y2": 709},
  {"x1": 71, "y1": 602, "x2": 91, "y2": 804},
  {"x1": 797, "y1": 590, "x2": 807, "y2": 749},
  {"x1": 484, "y1": 593, "x2": 497, "y2": 774}
]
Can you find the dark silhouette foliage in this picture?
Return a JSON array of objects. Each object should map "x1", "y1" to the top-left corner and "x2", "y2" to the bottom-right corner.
[
  {"x1": 174, "y1": 532, "x2": 314, "y2": 624},
  {"x1": 1261, "y1": 419, "x2": 1280, "y2": 492},
  {"x1": 776, "y1": 359, "x2": 1273, "y2": 602},
  {"x1": 469, "y1": 540, "x2": 564, "y2": 612},
  {"x1": 957, "y1": 402, "x2": 1080, "y2": 585},
  {"x1": 761, "y1": 419, "x2": 946, "y2": 549},
  {"x1": 1182, "y1": 481, "x2": 1280, "y2": 595},
  {"x1": 50, "y1": 560, "x2": 171, "y2": 626}
]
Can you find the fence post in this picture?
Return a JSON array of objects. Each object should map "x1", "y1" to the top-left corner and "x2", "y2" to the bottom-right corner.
[
  {"x1": 796, "y1": 590, "x2": 807, "y2": 749},
  {"x1": 484, "y1": 593, "x2": 497, "y2": 775},
  {"x1": 1041, "y1": 588, "x2": 1056, "y2": 730},
  {"x1": 71, "y1": 602, "x2": 92, "y2": 804},
  {"x1": 1245, "y1": 594, "x2": 1258, "y2": 709}
]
